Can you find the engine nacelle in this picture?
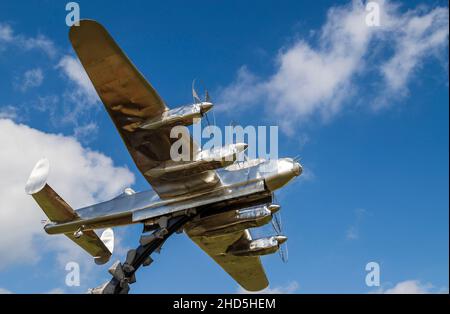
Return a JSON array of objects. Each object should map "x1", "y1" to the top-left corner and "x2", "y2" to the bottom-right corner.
[
  {"x1": 185, "y1": 204, "x2": 280, "y2": 237},
  {"x1": 145, "y1": 143, "x2": 248, "y2": 178},
  {"x1": 138, "y1": 102, "x2": 213, "y2": 130},
  {"x1": 227, "y1": 235, "x2": 287, "y2": 257}
]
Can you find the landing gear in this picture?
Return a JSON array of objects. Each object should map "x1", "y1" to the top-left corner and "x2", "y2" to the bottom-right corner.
[{"x1": 88, "y1": 215, "x2": 193, "y2": 294}]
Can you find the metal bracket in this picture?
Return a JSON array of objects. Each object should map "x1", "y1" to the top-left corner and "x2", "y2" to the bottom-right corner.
[{"x1": 73, "y1": 225, "x2": 85, "y2": 238}]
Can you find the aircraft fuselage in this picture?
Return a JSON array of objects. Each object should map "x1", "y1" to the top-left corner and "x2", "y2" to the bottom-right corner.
[{"x1": 44, "y1": 158, "x2": 302, "y2": 235}]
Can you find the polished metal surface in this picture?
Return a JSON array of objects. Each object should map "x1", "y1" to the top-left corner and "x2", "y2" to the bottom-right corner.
[
  {"x1": 185, "y1": 204, "x2": 275, "y2": 237},
  {"x1": 139, "y1": 102, "x2": 213, "y2": 130},
  {"x1": 44, "y1": 158, "x2": 301, "y2": 236},
  {"x1": 69, "y1": 20, "x2": 220, "y2": 199},
  {"x1": 186, "y1": 229, "x2": 269, "y2": 291},
  {"x1": 227, "y1": 235, "x2": 288, "y2": 257},
  {"x1": 25, "y1": 159, "x2": 113, "y2": 264},
  {"x1": 144, "y1": 143, "x2": 247, "y2": 178},
  {"x1": 28, "y1": 19, "x2": 304, "y2": 292}
]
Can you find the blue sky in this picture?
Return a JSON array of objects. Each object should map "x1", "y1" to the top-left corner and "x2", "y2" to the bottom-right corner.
[{"x1": 0, "y1": 0, "x2": 448, "y2": 294}]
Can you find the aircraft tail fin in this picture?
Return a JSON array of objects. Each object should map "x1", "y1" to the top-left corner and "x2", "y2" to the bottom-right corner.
[{"x1": 25, "y1": 158, "x2": 114, "y2": 264}]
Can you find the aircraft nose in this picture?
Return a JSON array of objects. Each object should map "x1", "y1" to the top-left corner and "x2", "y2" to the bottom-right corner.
[{"x1": 292, "y1": 162, "x2": 302, "y2": 176}]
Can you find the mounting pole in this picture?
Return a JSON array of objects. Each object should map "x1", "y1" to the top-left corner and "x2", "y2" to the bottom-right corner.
[{"x1": 88, "y1": 215, "x2": 193, "y2": 294}]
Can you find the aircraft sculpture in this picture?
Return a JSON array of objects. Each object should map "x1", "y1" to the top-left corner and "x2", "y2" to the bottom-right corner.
[{"x1": 25, "y1": 20, "x2": 302, "y2": 294}]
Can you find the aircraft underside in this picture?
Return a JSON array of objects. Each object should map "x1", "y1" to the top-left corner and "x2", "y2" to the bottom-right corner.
[{"x1": 25, "y1": 19, "x2": 302, "y2": 293}]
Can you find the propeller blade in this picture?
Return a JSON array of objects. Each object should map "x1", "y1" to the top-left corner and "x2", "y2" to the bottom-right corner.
[
  {"x1": 293, "y1": 154, "x2": 302, "y2": 162},
  {"x1": 205, "y1": 89, "x2": 211, "y2": 102},
  {"x1": 279, "y1": 243, "x2": 288, "y2": 263},
  {"x1": 212, "y1": 108, "x2": 216, "y2": 126},
  {"x1": 204, "y1": 112, "x2": 211, "y2": 127},
  {"x1": 192, "y1": 79, "x2": 201, "y2": 103},
  {"x1": 272, "y1": 192, "x2": 278, "y2": 204},
  {"x1": 271, "y1": 212, "x2": 282, "y2": 235}
]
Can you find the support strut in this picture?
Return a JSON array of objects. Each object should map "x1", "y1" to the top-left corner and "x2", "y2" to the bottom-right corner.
[{"x1": 88, "y1": 215, "x2": 193, "y2": 294}]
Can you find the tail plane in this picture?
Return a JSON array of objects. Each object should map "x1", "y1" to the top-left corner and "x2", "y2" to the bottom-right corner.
[{"x1": 26, "y1": 158, "x2": 114, "y2": 265}]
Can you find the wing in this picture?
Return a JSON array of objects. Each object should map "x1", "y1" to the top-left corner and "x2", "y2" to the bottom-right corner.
[
  {"x1": 185, "y1": 228, "x2": 269, "y2": 291},
  {"x1": 69, "y1": 20, "x2": 220, "y2": 198}
]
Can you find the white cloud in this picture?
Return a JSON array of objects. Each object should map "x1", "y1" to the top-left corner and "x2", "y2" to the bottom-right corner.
[
  {"x1": 0, "y1": 288, "x2": 12, "y2": 294},
  {"x1": 383, "y1": 280, "x2": 432, "y2": 294},
  {"x1": 57, "y1": 55, "x2": 98, "y2": 104},
  {"x1": 19, "y1": 35, "x2": 56, "y2": 58},
  {"x1": 0, "y1": 22, "x2": 56, "y2": 57},
  {"x1": 238, "y1": 281, "x2": 299, "y2": 294},
  {"x1": 1, "y1": 23, "x2": 98, "y2": 129},
  {"x1": 0, "y1": 106, "x2": 19, "y2": 120},
  {"x1": 0, "y1": 118, "x2": 134, "y2": 269},
  {"x1": 19, "y1": 68, "x2": 44, "y2": 91},
  {"x1": 0, "y1": 23, "x2": 13, "y2": 42},
  {"x1": 346, "y1": 208, "x2": 367, "y2": 240},
  {"x1": 57, "y1": 55, "x2": 100, "y2": 124},
  {"x1": 73, "y1": 122, "x2": 99, "y2": 142},
  {"x1": 46, "y1": 288, "x2": 65, "y2": 294},
  {"x1": 374, "y1": 280, "x2": 445, "y2": 294},
  {"x1": 217, "y1": 1, "x2": 449, "y2": 132},
  {"x1": 377, "y1": 5, "x2": 449, "y2": 106},
  {"x1": 218, "y1": 66, "x2": 264, "y2": 112}
]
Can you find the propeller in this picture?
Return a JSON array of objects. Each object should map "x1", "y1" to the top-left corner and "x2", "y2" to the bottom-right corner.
[
  {"x1": 272, "y1": 210, "x2": 282, "y2": 234},
  {"x1": 192, "y1": 79, "x2": 202, "y2": 104},
  {"x1": 228, "y1": 120, "x2": 247, "y2": 169},
  {"x1": 278, "y1": 238, "x2": 289, "y2": 263},
  {"x1": 192, "y1": 79, "x2": 214, "y2": 128},
  {"x1": 293, "y1": 154, "x2": 302, "y2": 163},
  {"x1": 271, "y1": 193, "x2": 289, "y2": 263}
]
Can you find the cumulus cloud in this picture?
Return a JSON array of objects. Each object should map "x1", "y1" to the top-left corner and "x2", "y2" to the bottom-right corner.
[
  {"x1": 217, "y1": 1, "x2": 449, "y2": 132},
  {"x1": 0, "y1": 106, "x2": 19, "y2": 120},
  {"x1": 57, "y1": 55, "x2": 98, "y2": 104},
  {"x1": 0, "y1": 118, "x2": 134, "y2": 269},
  {"x1": 374, "y1": 280, "x2": 447, "y2": 294},
  {"x1": 238, "y1": 281, "x2": 299, "y2": 294},
  {"x1": 380, "y1": 6, "x2": 449, "y2": 94},
  {"x1": 73, "y1": 122, "x2": 99, "y2": 142}
]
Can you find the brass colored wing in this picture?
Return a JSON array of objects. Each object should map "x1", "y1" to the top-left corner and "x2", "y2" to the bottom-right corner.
[
  {"x1": 69, "y1": 21, "x2": 166, "y2": 118},
  {"x1": 186, "y1": 228, "x2": 269, "y2": 291},
  {"x1": 69, "y1": 20, "x2": 220, "y2": 198},
  {"x1": 65, "y1": 230, "x2": 112, "y2": 264}
]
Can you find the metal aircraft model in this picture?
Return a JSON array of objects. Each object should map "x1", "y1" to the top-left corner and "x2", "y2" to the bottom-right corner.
[{"x1": 25, "y1": 20, "x2": 302, "y2": 293}]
